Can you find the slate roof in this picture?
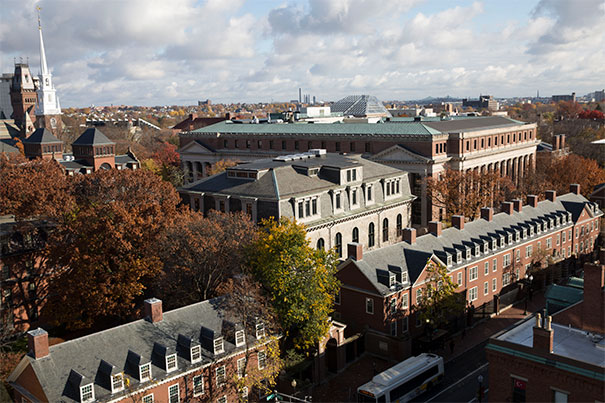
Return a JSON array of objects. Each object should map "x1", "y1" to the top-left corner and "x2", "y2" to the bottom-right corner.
[
  {"x1": 72, "y1": 128, "x2": 114, "y2": 146},
  {"x1": 22, "y1": 128, "x2": 62, "y2": 144},
  {"x1": 422, "y1": 116, "x2": 528, "y2": 132},
  {"x1": 345, "y1": 193, "x2": 602, "y2": 296},
  {"x1": 14, "y1": 298, "x2": 258, "y2": 403},
  {"x1": 330, "y1": 95, "x2": 392, "y2": 117},
  {"x1": 182, "y1": 153, "x2": 405, "y2": 199}
]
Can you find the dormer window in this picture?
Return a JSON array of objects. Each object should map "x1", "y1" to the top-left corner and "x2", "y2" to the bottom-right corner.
[
  {"x1": 190, "y1": 345, "x2": 202, "y2": 363},
  {"x1": 492, "y1": 240, "x2": 497, "y2": 250},
  {"x1": 402, "y1": 271, "x2": 408, "y2": 283},
  {"x1": 213, "y1": 337, "x2": 224, "y2": 354},
  {"x1": 515, "y1": 231, "x2": 520, "y2": 242},
  {"x1": 537, "y1": 223, "x2": 541, "y2": 233},
  {"x1": 80, "y1": 383, "x2": 95, "y2": 403},
  {"x1": 556, "y1": 217, "x2": 560, "y2": 226},
  {"x1": 500, "y1": 236, "x2": 505, "y2": 247},
  {"x1": 562, "y1": 215, "x2": 566, "y2": 224},
  {"x1": 235, "y1": 330, "x2": 246, "y2": 347},
  {"x1": 466, "y1": 249, "x2": 471, "y2": 260},
  {"x1": 530, "y1": 226, "x2": 534, "y2": 236},
  {"x1": 111, "y1": 373, "x2": 124, "y2": 393},
  {"x1": 447, "y1": 255, "x2": 452, "y2": 267},
  {"x1": 507, "y1": 234, "x2": 512, "y2": 244},
  {"x1": 483, "y1": 242, "x2": 489, "y2": 253},
  {"x1": 389, "y1": 274, "x2": 396, "y2": 287},
  {"x1": 139, "y1": 363, "x2": 151, "y2": 382},
  {"x1": 256, "y1": 323, "x2": 265, "y2": 339},
  {"x1": 475, "y1": 246, "x2": 480, "y2": 256},
  {"x1": 549, "y1": 219, "x2": 554, "y2": 228},
  {"x1": 166, "y1": 354, "x2": 177, "y2": 372},
  {"x1": 522, "y1": 229, "x2": 527, "y2": 239},
  {"x1": 456, "y1": 251, "x2": 462, "y2": 262}
]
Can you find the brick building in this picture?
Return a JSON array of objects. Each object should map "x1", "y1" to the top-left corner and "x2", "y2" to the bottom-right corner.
[
  {"x1": 333, "y1": 187, "x2": 602, "y2": 361},
  {"x1": 9, "y1": 62, "x2": 37, "y2": 136},
  {"x1": 8, "y1": 298, "x2": 272, "y2": 403},
  {"x1": 178, "y1": 115, "x2": 538, "y2": 226},
  {"x1": 180, "y1": 150, "x2": 415, "y2": 255},
  {"x1": 486, "y1": 259, "x2": 604, "y2": 402}
]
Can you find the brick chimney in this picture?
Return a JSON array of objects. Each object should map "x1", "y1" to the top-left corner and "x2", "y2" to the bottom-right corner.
[
  {"x1": 481, "y1": 207, "x2": 493, "y2": 222},
  {"x1": 144, "y1": 298, "x2": 163, "y2": 323},
  {"x1": 527, "y1": 195, "x2": 538, "y2": 208},
  {"x1": 560, "y1": 134, "x2": 566, "y2": 149},
  {"x1": 452, "y1": 215, "x2": 465, "y2": 230},
  {"x1": 545, "y1": 190, "x2": 556, "y2": 202},
  {"x1": 347, "y1": 243, "x2": 363, "y2": 261},
  {"x1": 28, "y1": 328, "x2": 49, "y2": 359},
  {"x1": 502, "y1": 201, "x2": 514, "y2": 215},
  {"x1": 512, "y1": 199, "x2": 522, "y2": 212},
  {"x1": 581, "y1": 262, "x2": 605, "y2": 333},
  {"x1": 403, "y1": 228, "x2": 416, "y2": 245},
  {"x1": 428, "y1": 221, "x2": 442, "y2": 237},
  {"x1": 570, "y1": 184, "x2": 580, "y2": 195},
  {"x1": 533, "y1": 314, "x2": 554, "y2": 354},
  {"x1": 554, "y1": 135, "x2": 560, "y2": 151}
]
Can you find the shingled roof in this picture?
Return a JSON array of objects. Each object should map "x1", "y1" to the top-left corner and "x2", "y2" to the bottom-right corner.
[
  {"x1": 72, "y1": 128, "x2": 114, "y2": 146},
  {"x1": 22, "y1": 128, "x2": 62, "y2": 144}
]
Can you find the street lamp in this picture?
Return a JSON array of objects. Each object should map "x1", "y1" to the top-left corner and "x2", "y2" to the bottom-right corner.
[
  {"x1": 524, "y1": 274, "x2": 534, "y2": 314},
  {"x1": 291, "y1": 379, "x2": 297, "y2": 397},
  {"x1": 477, "y1": 375, "x2": 484, "y2": 403}
]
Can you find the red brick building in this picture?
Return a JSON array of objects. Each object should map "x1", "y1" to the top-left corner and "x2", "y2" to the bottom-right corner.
[
  {"x1": 334, "y1": 187, "x2": 602, "y2": 361},
  {"x1": 8, "y1": 298, "x2": 272, "y2": 403},
  {"x1": 486, "y1": 259, "x2": 604, "y2": 402}
]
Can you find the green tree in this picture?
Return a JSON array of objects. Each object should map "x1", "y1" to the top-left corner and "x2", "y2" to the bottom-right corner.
[
  {"x1": 248, "y1": 217, "x2": 340, "y2": 350},
  {"x1": 414, "y1": 259, "x2": 465, "y2": 329}
]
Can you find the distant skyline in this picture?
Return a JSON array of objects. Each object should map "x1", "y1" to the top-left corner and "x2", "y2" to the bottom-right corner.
[{"x1": 1, "y1": 0, "x2": 603, "y2": 107}]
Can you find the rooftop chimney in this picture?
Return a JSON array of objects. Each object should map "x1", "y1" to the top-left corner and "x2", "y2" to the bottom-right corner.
[
  {"x1": 347, "y1": 243, "x2": 363, "y2": 261},
  {"x1": 452, "y1": 215, "x2": 465, "y2": 230},
  {"x1": 403, "y1": 228, "x2": 416, "y2": 245},
  {"x1": 527, "y1": 195, "x2": 538, "y2": 208},
  {"x1": 546, "y1": 190, "x2": 556, "y2": 202},
  {"x1": 428, "y1": 221, "x2": 442, "y2": 237},
  {"x1": 570, "y1": 184, "x2": 580, "y2": 195},
  {"x1": 28, "y1": 328, "x2": 49, "y2": 359},
  {"x1": 581, "y1": 261, "x2": 605, "y2": 333},
  {"x1": 145, "y1": 298, "x2": 163, "y2": 323},
  {"x1": 502, "y1": 202, "x2": 514, "y2": 215},
  {"x1": 533, "y1": 314, "x2": 554, "y2": 354},
  {"x1": 481, "y1": 207, "x2": 493, "y2": 222},
  {"x1": 554, "y1": 135, "x2": 560, "y2": 151},
  {"x1": 513, "y1": 199, "x2": 523, "y2": 212},
  {"x1": 560, "y1": 134, "x2": 566, "y2": 149}
]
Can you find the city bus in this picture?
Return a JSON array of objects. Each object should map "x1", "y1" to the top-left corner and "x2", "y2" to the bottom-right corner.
[{"x1": 357, "y1": 353, "x2": 444, "y2": 403}]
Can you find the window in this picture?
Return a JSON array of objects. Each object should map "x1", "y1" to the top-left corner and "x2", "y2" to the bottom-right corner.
[
  {"x1": 166, "y1": 354, "x2": 177, "y2": 372},
  {"x1": 367, "y1": 185, "x2": 373, "y2": 201},
  {"x1": 382, "y1": 218, "x2": 389, "y2": 242},
  {"x1": 335, "y1": 290, "x2": 341, "y2": 305},
  {"x1": 352, "y1": 169, "x2": 357, "y2": 181},
  {"x1": 390, "y1": 321, "x2": 397, "y2": 336},
  {"x1": 213, "y1": 337, "x2": 224, "y2": 354},
  {"x1": 316, "y1": 238, "x2": 325, "y2": 250},
  {"x1": 469, "y1": 266, "x2": 478, "y2": 281},
  {"x1": 526, "y1": 245, "x2": 532, "y2": 258},
  {"x1": 416, "y1": 289, "x2": 423, "y2": 304},
  {"x1": 305, "y1": 199, "x2": 310, "y2": 216},
  {"x1": 237, "y1": 357, "x2": 246, "y2": 378},
  {"x1": 112, "y1": 373, "x2": 124, "y2": 392},
  {"x1": 552, "y1": 389, "x2": 568, "y2": 403},
  {"x1": 402, "y1": 316, "x2": 409, "y2": 333},
  {"x1": 484, "y1": 262, "x2": 489, "y2": 275},
  {"x1": 503, "y1": 253, "x2": 511, "y2": 267},
  {"x1": 352, "y1": 227, "x2": 359, "y2": 243},
  {"x1": 457, "y1": 272, "x2": 462, "y2": 285},
  {"x1": 352, "y1": 189, "x2": 357, "y2": 205},
  {"x1": 142, "y1": 394, "x2": 154, "y2": 403},
  {"x1": 335, "y1": 233, "x2": 342, "y2": 258},
  {"x1": 401, "y1": 293, "x2": 409, "y2": 309},
  {"x1": 312, "y1": 198, "x2": 317, "y2": 215},
  {"x1": 281, "y1": 140, "x2": 286, "y2": 150},
  {"x1": 258, "y1": 350, "x2": 267, "y2": 370},
  {"x1": 256, "y1": 323, "x2": 265, "y2": 339},
  {"x1": 269, "y1": 140, "x2": 274, "y2": 149},
  {"x1": 468, "y1": 287, "x2": 478, "y2": 302},
  {"x1": 235, "y1": 330, "x2": 245, "y2": 347},
  {"x1": 335, "y1": 142, "x2": 341, "y2": 151},
  {"x1": 397, "y1": 214, "x2": 403, "y2": 236},
  {"x1": 335, "y1": 193, "x2": 341, "y2": 209},
  {"x1": 193, "y1": 375, "x2": 204, "y2": 396},
  {"x1": 515, "y1": 249, "x2": 521, "y2": 262},
  {"x1": 512, "y1": 378, "x2": 526, "y2": 402},
  {"x1": 81, "y1": 384, "x2": 94, "y2": 402},
  {"x1": 562, "y1": 231, "x2": 566, "y2": 243},
  {"x1": 189, "y1": 344, "x2": 202, "y2": 363},
  {"x1": 366, "y1": 298, "x2": 374, "y2": 314},
  {"x1": 503, "y1": 272, "x2": 511, "y2": 286},
  {"x1": 168, "y1": 384, "x2": 179, "y2": 403},
  {"x1": 140, "y1": 363, "x2": 151, "y2": 381},
  {"x1": 298, "y1": 202, "x2": 303, "y2": 218},
  {"x1": 484, "y1": 281, "x2": 489, "y2": 295},
  {"x1": 294, "y1": 141, "x2": 299, "y2": 150},
  {"x1": 492, "y1": 278, "x2": 497, "y2": 292},
  {"x1": 368, "y1": 223, "x2": 375, "y2": 247},
  {"x1": 216, "y1": 366, "x2": 226, "y2": 386},
  {"x1": 546, "y1": 237, "x2": 552, "y2": 249}
]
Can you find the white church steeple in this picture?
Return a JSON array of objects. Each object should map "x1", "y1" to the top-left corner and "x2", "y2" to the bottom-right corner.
[{"x1": 34, "y1": 6, "x2": 61, "y2": 118}]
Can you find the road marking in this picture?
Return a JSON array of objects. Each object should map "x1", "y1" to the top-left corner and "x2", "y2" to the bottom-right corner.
[{"x1": 425, "y1": 363, "x2": 489, "y2": 403}]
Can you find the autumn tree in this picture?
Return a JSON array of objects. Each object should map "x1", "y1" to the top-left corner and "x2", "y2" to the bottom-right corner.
[
  {"x1": 427, "y1": 169, "x2": 514, "y2": 222},
  {"x1": 207, "y1": 159, "x2": 239, "y2": 176},
  {"x1": 156, "y1": 210, "x2": 258, "y2": 309},
  {"x1": 528, "y1": 155, "x2": 605, "y2": 198},
  {"x1": 414, "y1": 259, "x2": 465, "y2": 329},
  {"x1": 45, "y1": 169, "x2": 180, "y2": 329},
  {"x1": 248, "y1": 217, "x2": 340, "y2": 350}
]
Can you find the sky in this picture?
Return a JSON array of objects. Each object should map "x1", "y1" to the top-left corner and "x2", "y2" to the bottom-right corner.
[{"x1": 1, "y1": 0, "x2": 603, "y2": 107}]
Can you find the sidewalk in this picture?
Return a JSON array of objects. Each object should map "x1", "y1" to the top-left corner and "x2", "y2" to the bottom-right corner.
[{"x1": 312, "y1": 290, "x2": 546, "y2": 402}]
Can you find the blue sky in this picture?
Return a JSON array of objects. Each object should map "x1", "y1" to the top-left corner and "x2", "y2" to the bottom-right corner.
[{"x1": 0, "y1": 0, "x2": 603, "y2": 106}]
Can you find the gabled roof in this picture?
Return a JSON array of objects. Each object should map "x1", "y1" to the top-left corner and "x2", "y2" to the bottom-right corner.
[
  {"x1": 72, "y1": 128, "x2": 114, "y2": 146},
  {"x1": 22, "y1": 128, "x2": 62, "y2": 144}
]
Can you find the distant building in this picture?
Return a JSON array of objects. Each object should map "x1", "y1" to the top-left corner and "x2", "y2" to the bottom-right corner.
[
  {"x1": 180, "y1": 150, "x2": 415, "y2": 255},
  {"x1": 552, "y1": 92, "x2": 576, "y2": 103},
  {"x1": 10, "y1": 63, "x2": 37, "y2": 136},
  {"x1": 486, "y1": 258, "x2": 604, "y2": 403},
  {"x1": 198, "y1": 99, "x2": 211, "y2": 106},
  {"x1": 172, "y1": 113, "x2": 229, "y2": 134},
  {"x1": 331, "y1": 95, "x2": 392, "y2": 118},
  {"x1": 594, "y1": 89, "x2": 605, "y2": 102},
  {"x1": 0, "y1": 73, "x2": 14, "y2": 119},
  {"x1": 462, "y1": 95, "x2": 499, "y2": 111},
  {"x1": 536, "y1": 134, "x2": 570, "y2": 162}
]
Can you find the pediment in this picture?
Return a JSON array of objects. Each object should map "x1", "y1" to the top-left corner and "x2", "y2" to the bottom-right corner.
[
  {"x1": 178, "y1": 140, "x2": 215, "y2": 155},
  {"x1": 370, "y1": 144, "x2": 430, "y2": 163}
]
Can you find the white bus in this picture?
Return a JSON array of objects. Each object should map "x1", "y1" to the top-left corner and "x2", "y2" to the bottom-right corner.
[{"x1": 357, "y1": 353, "x2": 444, "y2": 403}]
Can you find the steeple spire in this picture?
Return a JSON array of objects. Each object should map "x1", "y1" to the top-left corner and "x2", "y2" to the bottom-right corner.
[{"x1": 37, "y1": 6, "x2": 49, "y2": 76}]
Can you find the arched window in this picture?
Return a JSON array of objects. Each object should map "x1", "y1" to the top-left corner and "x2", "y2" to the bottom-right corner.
[
  {"x1": 368, "y1": 223, "x2": 375, "y2": 247},
  {"x1": 383, "y1": 218, "x2": 389, "y2": 242},
  {"x1": 352, "y1": 227, "x2": 359, "y2": 244},
  {"x1": 397, "y1": 214, "x2": 403, "y2": 237},
  {"x1": 317, "y1": 238, "x2": 325, "y2": 251},
  {"x1": 335, "y1": 233, "x2": 342, "y2": 258}
]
